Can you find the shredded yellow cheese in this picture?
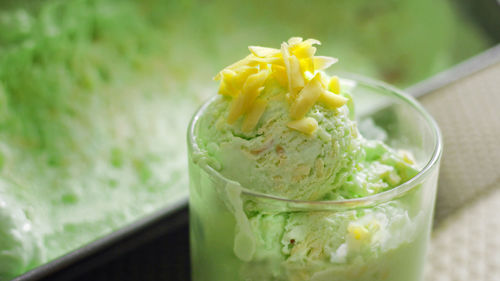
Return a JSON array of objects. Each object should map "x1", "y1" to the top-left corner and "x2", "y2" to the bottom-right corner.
[
  {"x1": 248, "y1": 46, "x2": 281, "y2": 57},
  {"x1": 328, "y1": 76, "x2": 341, "y2": 94},
  {"x1": 215, "y1": 37, "x2": 346, "y2": 134},
  {"x1": 287, "y1": 117, "x2": 318, "y2": 135},
  {"x1": 242, "y1": 99, "x2": 268, "y2": 132},
  {"x1": 348, "y1": 223, "x2": 370, "y2": 241},
  {"x1": 318, "y1": 90, "x2": 348, "y2": 109},
  {"x1": 271, "y1": 64, "x2": 288, "y2": 87},
  {"x1": 291, "y1": 42, "x2": 316, "y2": 59},
  {"x1": 287, "y1": 37, "x2": 304, "y2": 46},
  {"x1": 314, "y1": 56, "x2": 338, "y2": 71},
  {"x1": 290, "y1": 73, "x2": 323, "y2": 120},
  {"x1": 288, "y1": 55, "x2": 305, "y2": 96},
  {"x1": 227, "y1": 70, "x2": 269, "y2": 124}
]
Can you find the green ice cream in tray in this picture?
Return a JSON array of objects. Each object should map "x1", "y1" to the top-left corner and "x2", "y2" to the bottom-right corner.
[{"x1": 0, "y1": 0, "x2": 491, "y2": 279}]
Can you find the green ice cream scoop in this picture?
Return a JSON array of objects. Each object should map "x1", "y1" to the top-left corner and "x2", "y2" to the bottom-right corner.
[
  {"x1": 197, "y1": 87, "x2": 362, "y2": 200},
  {"x1": 195, "y1": 37, "x2": 416, "y2": 201}
]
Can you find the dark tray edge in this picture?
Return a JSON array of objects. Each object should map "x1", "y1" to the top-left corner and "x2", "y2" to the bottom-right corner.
[{"x1": 13, "y1": 196, "x2": 189, "y2": 281}]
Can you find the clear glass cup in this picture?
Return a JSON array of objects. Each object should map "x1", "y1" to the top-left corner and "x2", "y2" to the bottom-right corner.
[{"x1": 187, "y1": 74, "x2": 442, "y2": 281}]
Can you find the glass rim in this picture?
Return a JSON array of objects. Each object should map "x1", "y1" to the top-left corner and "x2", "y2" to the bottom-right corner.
[{"x1": 187, "y1": 73, "x2": 443, "y2": 208}]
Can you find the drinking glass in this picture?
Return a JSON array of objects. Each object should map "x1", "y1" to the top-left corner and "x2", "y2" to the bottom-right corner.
[{"x1": 187, "y1": 74, "x2": 442, "y2": 281}]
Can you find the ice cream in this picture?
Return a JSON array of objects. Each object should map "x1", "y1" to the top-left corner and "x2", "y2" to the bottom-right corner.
[
  {"x1": 196, "y1": 37, "x2": 417, "y2": 201},
  {"x1": 189, "y1": 37, "x2": 438, "y2": 281}
]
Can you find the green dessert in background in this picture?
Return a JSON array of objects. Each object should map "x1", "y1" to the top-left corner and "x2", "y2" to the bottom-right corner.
[
  {"x1": 0, "y1": 1, "x2": 200, "y2": 279},
  {"x1": 0, "y1": 0, "x2": 487, "y2": 279}
]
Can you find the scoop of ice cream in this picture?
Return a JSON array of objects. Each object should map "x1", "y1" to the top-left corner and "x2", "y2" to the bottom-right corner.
[
  {"x1": 196, "y1": 38, "x2": 363, "y2": 200},
  {"x1": 197, "y1": 92, "x2": 362, "y2": 200}
]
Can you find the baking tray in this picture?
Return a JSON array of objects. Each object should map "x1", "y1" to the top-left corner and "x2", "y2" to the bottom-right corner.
[
  {"x1": 13, "y1": 197, "x2": 189, "y2": 281},
  {"x1": 11, "y1": 43, "x2": 499, "y2": 281}
]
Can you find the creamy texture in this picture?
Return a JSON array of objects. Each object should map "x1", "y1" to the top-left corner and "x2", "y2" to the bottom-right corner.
[
  {"x1": 198, "y1": 94, "x2": 418, "y2": 201},
  {"x1": 197, "y1": 87, "x2": 362, "y2": 200}
]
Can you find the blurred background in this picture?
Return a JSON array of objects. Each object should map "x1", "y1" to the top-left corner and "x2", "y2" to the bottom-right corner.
[
  {"x1": 1, "y1": 0, "x2": 497, "y2": 90},
  {"x1": 0, "y1": 0, "x2": 499, "y2": 280}
]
